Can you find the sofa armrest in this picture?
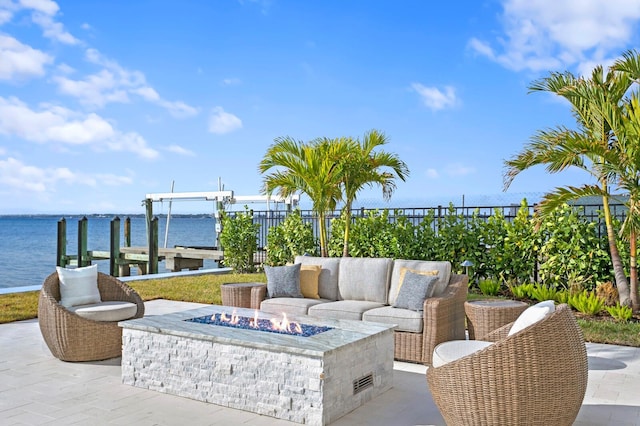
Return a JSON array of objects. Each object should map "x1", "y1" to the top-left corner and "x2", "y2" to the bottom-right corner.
[
  {"x1": 422, "y1": 273, "x2": 468, "y2": 365},
  {"x1": 250, "y1": 285, "x2": 267, "y2": 310}
]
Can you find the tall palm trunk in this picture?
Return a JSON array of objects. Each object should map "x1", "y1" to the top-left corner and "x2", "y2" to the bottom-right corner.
[
  {"x1": 318, "y1": 211, "x2": 328, "y2": 257},
  {"x1": 630, "y1": 230, "x2": 639, "y2": 311},
  {"x1": 342, "y1": 201, "x2": 353, "y2": 257},
  {"x1": 602, "y1": 192, "x2": 631, "y2": 306}
]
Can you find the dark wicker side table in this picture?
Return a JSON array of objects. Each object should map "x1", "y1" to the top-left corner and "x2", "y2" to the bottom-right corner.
[
  {"x1": 465, "y1": 299, "x2": 529, "y2": 340},
  {"x1": 221, "y1": 282, "x2": 266, "y2": 309}
]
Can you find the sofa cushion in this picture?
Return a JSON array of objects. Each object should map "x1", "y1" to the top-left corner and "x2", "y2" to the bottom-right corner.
[
  {"x1": 308, "y1": 300, "x2": 385, "y2": 321},
  {"x1": 68, "y1": 301, "x2": 138, "y2": 322},
  {"x1": 265, "y1": 264, "x2": 303, "y2": 298},
  {"x1": 337, "y1": 257, "x2": 393, "y2": 303},
  {"x1": 393, "y1": 273, "x2": 438, "y2": 311},
  {"x1": 432, "y1": 340, "x2": 493, "y2": 368},
  {"x1": 508, "y1": 300, "x2": 555, "y2": 336},
  {"x1": 389, "y1": 260, "x2": 451, "y2": 305},
  {"x1": 299, "y1": 264, "x2": 321, "y2": 299},
  {"x1": 56, "y1": 264, "x2": 102, "y2": 308},
  {"x1": 260, "y1": 297, "x2": 330, "y2": 317},
  {"x1": 362, "y1": 306, "x2": 423, "y2": 333},
  {"x1": 294, "y1": 256, "x2": 340, "y2": 300}
]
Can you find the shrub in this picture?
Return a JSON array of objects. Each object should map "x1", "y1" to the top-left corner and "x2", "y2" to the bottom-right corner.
[
  {"x1": 218, "y1": 208, "x2": 260, "y2": 273},
  {"x1": 596, "y1": 281, "x2": 619, "y2": 307},
  {"x1": 478, "y1": 279, "x2": 501, "y2": 296},
  {"x1": 555, "y1": 289, "x2": 570, "y2": 304},
  {"x1": 568, "y1": 290, "x2": 605, "y2": 315},
  {"x1": 530, "y1": 284, "x2": 558, "y2": 303},
  {"x1": 509, "y1": 283, "x2": 535, "y2": 300},
  {"x1": 605, "y1": 303, "x2": 633, "y2": 322},
  {"x1": 265, "y1": 209, "x2": 316, "y2": 266}
]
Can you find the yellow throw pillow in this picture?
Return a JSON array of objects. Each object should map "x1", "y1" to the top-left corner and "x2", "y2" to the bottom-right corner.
[
  {"x1": 396, "y1": 267, "x2": 439, "y2": 298},
  {"x1": 300, "y1": 264, "x2": 321, "y2": 299}
]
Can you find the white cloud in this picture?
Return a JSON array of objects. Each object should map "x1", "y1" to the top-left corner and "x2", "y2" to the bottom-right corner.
[
  {"x1": 0, "y1": 34, "x2": 53, "y2": 81},
  {"x1": 208, "y1": 107, "x2": 242, "y2": 134},
  {"x1": 411, "y1": 83, "x2": 458, "y2": 111},
  {"x1": 54, "y1": 48, "x2": 198, "y2": 117},
  {"x1": 470, "y1": 0, "x2": 640, "y2": 72},
  {"x1": 81, "y1": 22, "x2": 91, "y2": 30},
  {"x1": 19, "y1": 0, "x2": 59, "y2": 16},
  {"x1": 425, "y1": 168, "x2": 439, "y2": 179},
  {"x1": 31, "y1": 11, "x2": 79, "y2": 44},
  {"x1": 54, "y1": 70, "x2": 130, "y2": 107},
  {"x1": 165, "y1": 144, "x2": 195, "y2": 156},
  {"x1": 222, "y1": 77, "x2": 242, "y2": 86},
  {"x1": 0, "y1": 156, "x2": 133, "y2": 194},
  {"x1": 0, "y1": 96, "x2": 159, "y2": 159},
  {"x1": 446, "y1": 163, "x2": 476, "y2": 177}
]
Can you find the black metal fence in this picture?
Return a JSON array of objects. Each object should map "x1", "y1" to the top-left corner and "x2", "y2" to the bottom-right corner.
[{"x1": 240, "y1": 201, "x2": 629, "y2": 249}]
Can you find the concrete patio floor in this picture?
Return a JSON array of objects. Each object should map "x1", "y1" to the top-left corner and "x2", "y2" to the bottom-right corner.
[{"x1": 1, "y1": 299, "x2": 639, "y2": 425}]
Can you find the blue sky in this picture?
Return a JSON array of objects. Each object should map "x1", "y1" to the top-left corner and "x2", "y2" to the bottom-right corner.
[{"x1": 1, "y1": 0, "x2": 640, "y2": 214}]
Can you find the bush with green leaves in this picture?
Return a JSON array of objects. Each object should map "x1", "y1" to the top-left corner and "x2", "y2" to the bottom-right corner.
[
  {"x1": 218, "y1": 208, "x2": 260, "y2": 273},
  {"x1": 509, "y1": 282, "x2": 535, "y2": 300},
  {"x1": 568, "y1": 290, "x2": 605, "y2": 315},
  {"x1": 537, "y1": 204, "x2": 611, "y2": 291},
  {"x1": 530, "y1": 283, "x2": 559, "y2": 302},
  {"x1": 605, "y1": 303, "x2": 633, "y2": 322},
  {"x1": 478, "y1": 279, "x2": 501, "y2": 296},
  {"x1": 265, "y1": 209, "x2": 317, "y2": 266}
]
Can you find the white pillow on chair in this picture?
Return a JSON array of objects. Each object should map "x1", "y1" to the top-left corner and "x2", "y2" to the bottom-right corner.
[
  {"x1": 508, "y1": 300, "x2": 555, "y2": 336},
  {"x1": 57, "y1": 264, "x2": 102, "y2": 308}
]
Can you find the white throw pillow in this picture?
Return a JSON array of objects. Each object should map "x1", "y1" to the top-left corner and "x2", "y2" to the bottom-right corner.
[
  {"x1": 508, "y1": 300, "x2": 555, "y2": 336},
  {"x1": 56, "y1": 264, "x2": 102, "y2": 308}
]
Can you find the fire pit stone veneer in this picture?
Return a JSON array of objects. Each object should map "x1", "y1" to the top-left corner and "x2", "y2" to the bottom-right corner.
[{"x1": 119, "y1": 305, "x2": 395, "y2": 425}]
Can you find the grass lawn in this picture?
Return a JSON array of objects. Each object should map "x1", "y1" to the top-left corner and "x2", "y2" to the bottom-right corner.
[{"x1": 2, "y1": 272, "x2": 639, "y2": 347}]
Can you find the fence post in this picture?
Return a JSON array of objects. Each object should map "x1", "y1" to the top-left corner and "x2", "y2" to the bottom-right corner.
[
  {"x1": 148, "y1": 216, "x2": 159, "y2": 274},
  {"x1": 110, "y1": 216, "x2": 120, "y2": 276},
  {"x1": 77, "y1": 216, "x2": 89, "y2": 267},
  {"x1": 57, "y1": 218, "x2": 67, "y2": 267},
  {"x1": 124, "y1": 216, "x2": 131, "y2": 247}
]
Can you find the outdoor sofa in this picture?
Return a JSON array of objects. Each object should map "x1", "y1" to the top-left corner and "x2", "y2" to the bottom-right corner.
[{"x1": 252, "y1": 256, "x2": 468, "y2": 365}]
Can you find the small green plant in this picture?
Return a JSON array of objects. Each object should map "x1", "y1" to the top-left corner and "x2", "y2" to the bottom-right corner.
[
  {"x1": 530, "y1": 284, "x2": 558, "y2": 302},
  {"x1": 554, "y1": 289, "x2": 570, "y2": 304},
  {"x1": 568, "y1": 290, "x2": 605, "y2": 315},
  {"x1": 605, "y1": 303, "x2": 633, "y2": 322},
  {"x1": 218, "y1": 207, "x2": 260, "y2": 273},
  {"x1": 265, "y1": 209, "x2": 317, "y2": 266},
  {"x1": 478, "y1": 279, "x2": 501, "y2": 296},
  {"x1": 509, "y1": 282, "x2": 535, "y2": 300}
]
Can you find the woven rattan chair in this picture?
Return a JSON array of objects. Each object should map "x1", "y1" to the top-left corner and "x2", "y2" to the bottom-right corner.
[
  {"x1": 38, "y1": 271, "x2": 145, "y2": 362},
  {"x1": 426, "y1": 304, "x2": 588, "y2": 426}
]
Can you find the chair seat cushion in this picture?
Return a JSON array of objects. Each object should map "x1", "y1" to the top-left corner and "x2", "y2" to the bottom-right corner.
[
  {"x1": 308, "y1": 300, "x2": 385, "y2": 321},
  {"x1": 362, "y1": 306, "x2": 423, "y2": 333},
  {"x1": 68, "y1": 301, "x2": 138, "y2": 322},
  {"x1": 432, "y1": 340, "x2": 493, "y2": 368},
  {"x1": 260, "y1": 297, "x2": 330, "y2": 317}
]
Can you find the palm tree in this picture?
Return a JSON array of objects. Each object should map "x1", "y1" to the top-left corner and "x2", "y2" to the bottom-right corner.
[
  {"x1": 504, "y1": 64, "x2": 635, "y2": 307},
  {"x1": 337, "y1": 130, "x2": 409, "y2": 256},
  {"x1": 259, "y1": 136, "x2": 346, "y2": 257}
]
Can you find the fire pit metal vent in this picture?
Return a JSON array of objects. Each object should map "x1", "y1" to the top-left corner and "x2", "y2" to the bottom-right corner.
[{"x1": 353, "y1": 373, "x2": 374, "y2": 395}]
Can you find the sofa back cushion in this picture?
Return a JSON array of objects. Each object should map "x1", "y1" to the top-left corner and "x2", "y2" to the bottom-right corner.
[
  {"x1": 388, "y1": 260, "x2": 452, "y2": 305},
  {"x1": 338, "y1": 257, "x2": 393, "y2": 303},
  {"x1": 294, "y1": 255, "x2": 341, "y2": 300}
]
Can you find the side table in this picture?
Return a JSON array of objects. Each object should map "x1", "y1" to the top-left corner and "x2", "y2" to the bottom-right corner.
[
  {"x1": 465, "y1": 299, "x2": 529, "y2": 340},
  {"x1": 221, "y1": 282, "x2": 266, "y2": 309}
]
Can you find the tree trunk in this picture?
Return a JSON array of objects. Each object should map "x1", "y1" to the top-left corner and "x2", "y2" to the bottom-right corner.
[
  {"x1": 630, "y1": 232, "x2": 639, "y2": 312},
  {"x1": 342, "y1": 201, "x2": 352, "y2": 257},
  {"x1": 602, "y1": 194, "x2": 631, "y2": 306},
  {"x1": 318, "y1": 211, "x2": 328, "y2": 257}
]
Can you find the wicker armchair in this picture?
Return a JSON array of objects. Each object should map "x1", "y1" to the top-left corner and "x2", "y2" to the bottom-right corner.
[
  {"x1": 426, "y1": 304, "x2": 588, "y2": 426},
  {"x1": 38, "y1": 271, "x2": 145, "y2": 362}
]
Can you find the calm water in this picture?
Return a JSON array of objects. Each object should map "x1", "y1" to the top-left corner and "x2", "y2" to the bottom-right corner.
[{"x1": 0, "y1": 215, "x2": 218, "y2": 290}]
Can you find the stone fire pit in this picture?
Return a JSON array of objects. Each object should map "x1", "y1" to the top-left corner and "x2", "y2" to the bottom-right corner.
[{"x1": 119, "y1": 305, "x2": 395, "y2": 425}]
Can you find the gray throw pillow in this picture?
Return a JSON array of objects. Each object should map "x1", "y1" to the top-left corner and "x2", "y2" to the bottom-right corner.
[
  {"x1": 393, "y1": 272, "x2": 438, "y2": 311},
  {"x1": 265, "y1": 264, "x2": 303, "y2": 298}
]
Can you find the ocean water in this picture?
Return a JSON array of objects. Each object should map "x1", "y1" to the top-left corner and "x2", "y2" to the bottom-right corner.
[{"x1": 0, "y1": 215, "x2": 218, "y2": 291}]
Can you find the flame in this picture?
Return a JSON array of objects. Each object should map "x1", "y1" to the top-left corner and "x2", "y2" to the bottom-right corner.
[
  {"x1": 269, "y1": 312, "x2": 302, "y2": 334},
  {"x1": 250, "y1": 310, "x2": 259, "y2": 328},
  {"x1": 230, "y1": 309, "x2": 239, "y2": 325},
  {"x1": 219, "y1": 312, "x2": 229, "y2": 322}
]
